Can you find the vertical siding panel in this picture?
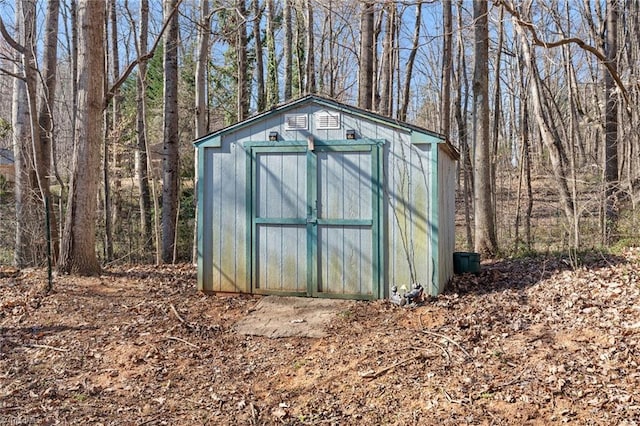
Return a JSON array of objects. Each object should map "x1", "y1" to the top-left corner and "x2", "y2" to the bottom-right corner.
[
  {"x1": 411, "y1": 144, "x2": 431, "y2": 289},
  {"x1": 388, "y1": 138, "x2": 413, "y2": 288},
  {"x1": 235, "y1": 142, "x2": 247, "y2": 291},
  {"x1": 255, "y1": 151, "x2": 307, "y2": 292},
  {"x1": 206, "y1": 140, "x2": 249, "y2": 293},
  {"x1": 386, "y1": 135, "x2": 431, "y2": 292},
  {"x1": 201, "y1": 148, "x2": 214, "y2": 291},
  {"x1": 317, "y1": 150, "x2": 374, "y2": 296},
  {"x1": 438, "y1": 148, "x2": 456, "y2": 292},
  {"x1": 219, "y1": 143, "x2": 238, "y2": 292},
  {"x1": 211, "y1": 147, "x2": 222, "y2": 291}
]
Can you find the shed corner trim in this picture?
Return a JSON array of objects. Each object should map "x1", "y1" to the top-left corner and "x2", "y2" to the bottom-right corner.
[
  {"x1": 410, "y1": 131, "x2": 444, "y2": 145},
  {"x1": 194, "y1": 134, "x2": 222, "y2": 148}
]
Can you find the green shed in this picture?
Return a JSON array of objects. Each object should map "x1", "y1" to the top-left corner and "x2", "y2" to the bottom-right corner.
[{"x1": 194, "y1": 95, "x2": 459, "y2": 300}]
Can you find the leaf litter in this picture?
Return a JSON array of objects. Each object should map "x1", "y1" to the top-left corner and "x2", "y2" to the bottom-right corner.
[{"x1": 0, "y1": 249, "x2": 639, "y2": 425}]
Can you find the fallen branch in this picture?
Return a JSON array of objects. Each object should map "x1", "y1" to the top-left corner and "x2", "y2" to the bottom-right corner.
[
  {"x1": 24, "y1": 343, "x2": 68, "y2": 352},
  {"x1": 360, "y1": 353, "x2": 428, "y2": 380},
  {"x1": 417, "y1": 340, "x2": 452, "y2": 364},
  {"x1": 170, "y1": 303, "x2": 187, "y2": 324},
  {"x1": 421, "y1": 329, "x2": 472, "y2": 360},
  {"x1": 482, "y1": 369, "x2": 527, "y2": 394},
  {"x1": 165, "y1": 336, "x2": 199, "y2": 349}
]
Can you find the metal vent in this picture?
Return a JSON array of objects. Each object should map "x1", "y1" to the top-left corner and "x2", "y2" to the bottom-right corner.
[
  {"x1": 284, "y1": 114, "x2": 308, "y2": 130},
  {"x1": 315, "y1": 111, "x2": 341, "y2": 130}
]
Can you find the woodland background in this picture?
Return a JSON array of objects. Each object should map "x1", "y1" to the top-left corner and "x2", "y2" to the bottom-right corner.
[{"x1": 0, "y1": 0, "x2": 639, "y2": 274}]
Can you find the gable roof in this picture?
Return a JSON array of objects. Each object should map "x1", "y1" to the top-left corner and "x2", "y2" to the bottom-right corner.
[{"x1": 194, "y1": 94, "x2": 458, "y2": 159}]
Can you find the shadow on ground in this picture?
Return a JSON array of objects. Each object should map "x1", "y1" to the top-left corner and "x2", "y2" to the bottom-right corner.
[{"x1": 446, "y1": 251, "x2": 629, "y2": 296}]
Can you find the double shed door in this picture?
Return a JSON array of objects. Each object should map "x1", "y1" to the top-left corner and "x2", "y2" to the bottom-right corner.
[{"x1": 248, "y1": 140, "x2": 382, "y2": 299}]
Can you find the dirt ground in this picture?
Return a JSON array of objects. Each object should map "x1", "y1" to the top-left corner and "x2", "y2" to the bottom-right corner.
[{"x1": 1, "y1": 249, "x2": 639, "y2": 425}]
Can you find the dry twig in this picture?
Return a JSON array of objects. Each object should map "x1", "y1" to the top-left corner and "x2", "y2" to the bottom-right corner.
[
  {"x1": 360, "y1": 353, "x2": 429, "y2": 380},
  {"x1": 421, "y1": 329, "x2": 472, "y2": 359},
  {"x1": 24, "y1": 344, "x2": 68, "y2": 352},
  {"x1": 170, "y1": 303, "x2": 187, "y2": 324},
  {"x1": 164, "y1": 336, "x2": 199, "y2": 349}
]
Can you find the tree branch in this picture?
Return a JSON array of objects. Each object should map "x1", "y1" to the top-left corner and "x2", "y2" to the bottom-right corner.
[
  {"x1": 0, "y1": 67, "x2": 26, "y2": 81},
  {"x1": 495, "y1": 0, "x2": 630, "y2": 105},
  {"x1": 104, "y1": 0, "x2": 184, "y2": 107},
  {"x1": 0, "y1": 17, "x2": 25, "y2": 54}
]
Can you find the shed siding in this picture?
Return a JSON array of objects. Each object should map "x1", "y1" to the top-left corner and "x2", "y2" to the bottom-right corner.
[
  {"x1": 255, "y1": 151, "x2": 307, "y2": 292},
  {"x1": 257, "y1": 225, "x2": 307, "y2": 292},
  {"x1": 196, "y1": 96, "x2": 455, "y2": 298},
  {"x1": 201, "y1": 142, "x2": 248, "y2": 293},
  {"x1": 317, "y1": 149, "x2": 375, "y2": 296},
  {"x1": 438, "y1": 147, "x2": 456, "y2": 292},
  {"x1": 387, "y1": 140, "x2": 432, "y2": 293}
]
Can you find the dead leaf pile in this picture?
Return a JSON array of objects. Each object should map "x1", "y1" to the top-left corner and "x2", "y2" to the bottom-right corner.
[{"x1": 1, "y1": 251, "x2": 639, "y2": 424}]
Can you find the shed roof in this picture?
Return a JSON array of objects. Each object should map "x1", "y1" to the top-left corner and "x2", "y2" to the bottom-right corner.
[
  {"x1": 194, "y1": 94, "x2": 459, "y2": 160},
  {"x1": 0, "y1": 148, "x2": 14, "y2": 165}
]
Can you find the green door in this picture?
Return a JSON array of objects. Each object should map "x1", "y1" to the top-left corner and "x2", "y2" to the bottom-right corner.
[{"x1": 248, "y1": 140, "x2": 382, "y2": 299}]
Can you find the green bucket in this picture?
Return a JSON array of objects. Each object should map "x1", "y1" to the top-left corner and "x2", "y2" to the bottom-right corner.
[{"x1": 453, "y1": 252, "x2": 480, "y2": 274}]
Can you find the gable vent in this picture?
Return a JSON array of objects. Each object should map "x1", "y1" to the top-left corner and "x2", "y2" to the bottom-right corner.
[
  {"x1": 315, "y1": 111, "x2": 341, "y2": 130},
  {"x1": 284, "y1": 114, "x2": 308, "y2": 130}
]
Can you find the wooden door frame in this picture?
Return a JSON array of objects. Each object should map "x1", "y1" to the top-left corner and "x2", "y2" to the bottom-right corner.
[{"x1": 245, "y1": 139, "x2": 384, "y2": 300}]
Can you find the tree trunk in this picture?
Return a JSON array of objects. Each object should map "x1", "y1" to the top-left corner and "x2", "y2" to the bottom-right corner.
[
  {"x1": 358, "y1": 1, "x2": 374, "y2": 110},
  {"x1": 265, "y1": 0, "x2": 279, "y2": 108},
  {"x1": 377, "y1": 3, "x2": 396, "y2": 117},
  {"x1": 38, "y1": 0, "x2": 61, "y2": 264},
  {"x1": 20, "y1": 0, "x2": 47, "y2": 254},
  {"x1": 237, "y1": 0, "x2": 249, "y2": 121},
  {"x1": 398, "y1": 2, "x2": 421, "y2": 122},
  {"x1": 253, "y1": 0, "x2": 265, "y2": 112},
  {"x1": 603, "y1": 0, "x2": 619, "y2": 243},
  {"x1": 304, "y1": 0, "x2": 316, "y2": 94},
  {"x1": 59, "y1": 0, "x2": 105, "y2": 275},
  {"x1": 11, "y1": 0, "x2": 37, "y2": 267},
  {"x1": 195, "y1": 0, "x2": 209, "y2": 138},
  {"x1": 490, "y1": 4, "x2": 504, "y2": 234},
  {"x1": 440, "y1": 0, "x2": 452, "y2": 136},
  {"x1": 103, "y1": 0, "x2": 117, "y2": 262},
  {"x1": 135, "y1": 0, "x2": 153, "y2": 256},
  {"x1": 472, "y1": 0, "x2": 498, "y2": 256},
  {"x1": 161, "y1": 0, "x2": 180, "y2": 263},
  {"x1": 283, "y1": 0, "x2": 293, "y2": 101},
  {"x1": 194, "y1": 0, "x2": 210, "y2": 263},
  {"x1": 515, "y1": 21, "x2": 575, "y2": 229},
  {"x1": 454, "y1": 0, "x2": 473, "y2": 251}
]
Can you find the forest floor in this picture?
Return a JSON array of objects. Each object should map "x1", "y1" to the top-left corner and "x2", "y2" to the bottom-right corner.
[{"x1": 1, "y1": 249, "x2": 639, "y2": 425}]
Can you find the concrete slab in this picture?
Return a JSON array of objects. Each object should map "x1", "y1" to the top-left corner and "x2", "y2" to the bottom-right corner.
[{"x1": 234, "y1": 296, "x2": 355, "y2": 338}]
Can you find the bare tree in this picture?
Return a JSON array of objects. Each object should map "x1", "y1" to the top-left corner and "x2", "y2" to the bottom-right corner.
[
  {"x1": 283, "y1": 0, "x2": 293, "y2": 101},
  {"x1": 253, "y1": 0, "x2": 266, "y2": 112},
  {"x1": 10, "y1": 0, "x2": 37, "y2": 267},
  {"x1": 358, "y1": 1, "x2": 374, "y2": 110},
  {"x1": 603, "y1": 0, "x2": 619, "y2": 243},
  {"x1": 1, "y1": 0, "x2": 60, "y2": 266},
  {"x1": 514, "y1": 15, "x2": 575, "y2": 230},
  {"x1": 377, "y1": 2, "x2": 396, "y2": 117},
  {"x1": 103, "y1": 0, "x2": 118, "y2": 262},
  {"x1": 161, "y1": 0, "x2": 180, "y2": 263},
  {"x1": 38, "y1": 0, "x2": 61, "y2": 263},
  {"x1": 398, "y1": 1, "x2": 421, "y2": 122},
  {"x1": 472, "y1": 0, "x2": 498, "y2": 256},
  {"x1": 237, "y1": 0, "x2": 249, "y2": 120},
  {"x1": 134, "y1": 0, "x2": 155, "y2": 258},
  {"x1": 304, "y1": 0, "x2": 316, "y2": 94},
  {"x1": 193, "y1": 0, "x2": 210, "y2": 263},
  {"x1": 58, "y1": 0, "x2": 105, "y2": 274},
  {"x1": 454, "y1": 0, "x2": 473, "y2": 251},
  {"x1": 265, "y1": 0, "x2": 279, "y2": 108},
  {"x1": 440, "y1": 0, "x2": 452, "y2": 136}
]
